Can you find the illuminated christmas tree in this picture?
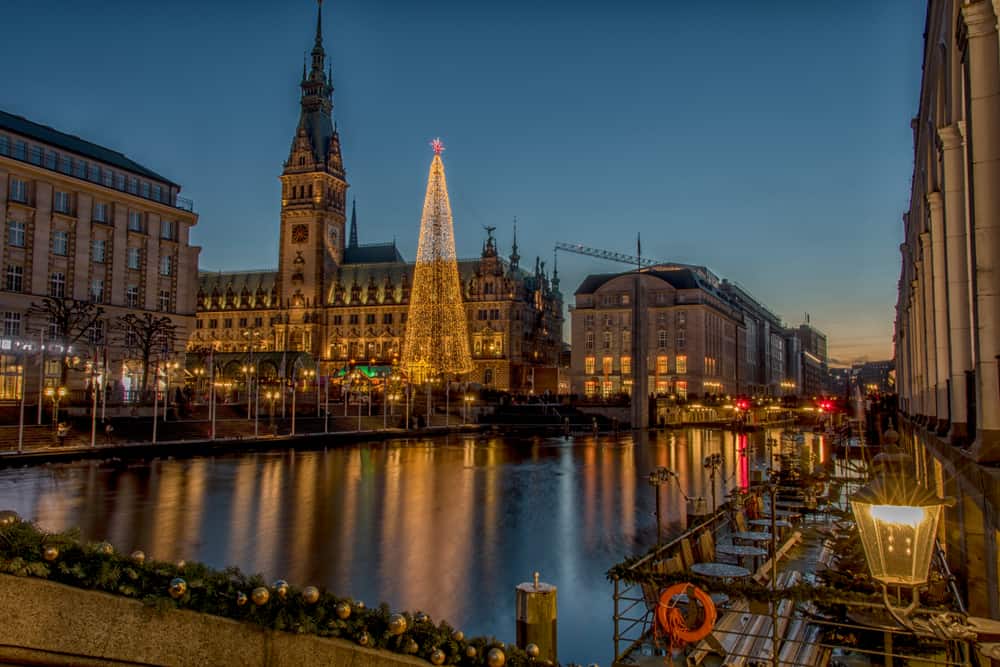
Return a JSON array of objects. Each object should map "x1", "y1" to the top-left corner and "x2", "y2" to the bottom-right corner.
[{"x1": 402, "y1": 139, "x2": 473, "y2": 382}]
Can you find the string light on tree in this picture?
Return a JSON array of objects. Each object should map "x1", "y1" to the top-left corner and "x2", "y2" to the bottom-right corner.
[{"x1": 401, "y1": 138, "x2": 473, "y2": 382}]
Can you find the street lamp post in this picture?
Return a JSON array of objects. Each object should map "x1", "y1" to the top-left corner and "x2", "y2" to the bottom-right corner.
[
  {"x1": 703, "y1": 453, "x2": 723, "y2": 514},
  {"x1": 44, "y1": 386, "x2": 67, "y2": 431},
  {"x1": 291, "y1": 370, "x2": 298, "y2": 436},
  {"x1": 647, "y1": 467, "x2": 677, "y2": 545},
  {"x1": 324, "y1": 373, "x2": 330, "y2": 433},
  {"x1": 17, "y1": 362, "x2": 25, "y2": 454},
  {"x1": 463, "y1": 393, "x2": 473, "y2": 424}
]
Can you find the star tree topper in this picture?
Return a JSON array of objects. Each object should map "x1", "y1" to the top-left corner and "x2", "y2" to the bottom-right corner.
[{"x1": 431, "y1": 137, "x2": 445, "y2": 155}]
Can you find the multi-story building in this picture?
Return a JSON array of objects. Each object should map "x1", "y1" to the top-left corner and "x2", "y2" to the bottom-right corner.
[
  {"x1": 0, "y1": 109, "x2": 199, "y2": 399},
  {"x1": 569, "y1": 265, "x2": 827, "y2": 401},
  {"x1": 187, "y1": 5, "x2": 562, "y2": 393},
  {"x1": 570, "y1": 265, "x2": 742, "y2": 399},
  {"x1": 793, "y1": 322, "x2": 828, "y2": 396},
  {"x1": 894, "y1": 0, "x2": 1000, "y2": 619}
]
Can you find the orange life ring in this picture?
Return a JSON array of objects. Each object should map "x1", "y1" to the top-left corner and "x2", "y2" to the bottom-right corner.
[{"x1": 655, "y1": 583, "x2": 717, "y2": 647}]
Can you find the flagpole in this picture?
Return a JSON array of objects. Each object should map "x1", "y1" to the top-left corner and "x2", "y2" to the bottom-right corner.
[{"x1": 36, "y1": 330, "x2": 44, "y2": 425}]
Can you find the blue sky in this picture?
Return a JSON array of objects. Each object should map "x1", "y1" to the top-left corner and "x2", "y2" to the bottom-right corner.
[{"x1": 2, "y1": 1, "x2": 925, "y2": 363}]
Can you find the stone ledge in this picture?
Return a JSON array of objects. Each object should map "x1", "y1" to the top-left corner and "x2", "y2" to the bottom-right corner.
[{"x1": 0, "y1": 573, "x2": 427, "y2": 667}]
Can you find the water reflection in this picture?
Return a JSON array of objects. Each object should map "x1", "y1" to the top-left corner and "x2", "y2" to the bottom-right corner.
[{"x1": 0, "y1": 428, "x2": 826, "y2": 663}]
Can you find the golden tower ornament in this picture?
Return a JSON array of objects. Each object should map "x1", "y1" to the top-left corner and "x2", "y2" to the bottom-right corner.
[{"x1": 402, "y1": 139, "x2": 473, "y2": 381}]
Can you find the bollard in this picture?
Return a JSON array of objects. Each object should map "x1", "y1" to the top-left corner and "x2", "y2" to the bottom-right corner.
[{"x1": 516, "y1": 571, "x2": 557, "y2": 661}]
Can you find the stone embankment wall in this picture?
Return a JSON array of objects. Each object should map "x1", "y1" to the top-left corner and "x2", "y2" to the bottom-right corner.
[{"x1": 0, "y1": 573, "x2": 425, "y2": 667}]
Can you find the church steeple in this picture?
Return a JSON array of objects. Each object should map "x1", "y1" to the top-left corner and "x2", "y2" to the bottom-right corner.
[
  {"x1": 349, "y1": 199, "x2": 358, "y2": 248},
  {"x1": 291, "y1": 0, "x2": 336, "y2": 166},
  {"x1": 510, "y1": 217, "x2": 520, "y2": 270}
]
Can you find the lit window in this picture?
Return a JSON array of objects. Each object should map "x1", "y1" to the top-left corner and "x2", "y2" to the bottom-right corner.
[
  {"x1": 656, "y1": 380, "x2": 670, "y2": 394},
  {"x1": 676, "y1": 355, "x2": 687, "y2": 374},
  {"x1": 584, "y1": 380, "x2": 597, "y2": 397},
  {"x1": 621, "y1": 356, "x2": 631, "y2": 375},
  {"x1": 7, "y1": 220, "x2": 25, "y2": 247},
  {"x1": 602, "y1": 356, "x2": 613, "y2": 375},
  {"x1": 676, "y1": 380, "x2": 688, "y2": 399},
  {"x1": 656, "y1": 355, "x2": 668, "y2": 374},
  {"x1": 585, "y1": 356, "x2": 595, "y2": 375}
]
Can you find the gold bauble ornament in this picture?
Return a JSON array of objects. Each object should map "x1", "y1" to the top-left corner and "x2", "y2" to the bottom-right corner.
[
  {"x1": 465, "y1": 646, "x2": 478, "y2": 658},
  {"x1": 175, "y1": 559, "x2": 186, "y2": 570},
  {"x1": 452, "y1": 630, "x2": 464, "y2": 642},
  {"x1": 487, "y1": 648, "x2": 506, "y2": 667},
  {"x1": 430, "y1": 649, "x2": 446, "y2": 665},
  {"x1": 388, "y1": 613, "x2": 408, "y2": 635},
  {"x1": 168, "y1": 577, "x2": 187, "y2": 599},
  {"x1": 236, "y1": 592, "x2": 248, "y2": 606},
  {"x1": 357, "y1": 631, "x2": 371, "y2": 647},
  {"x1": 251, "y1": 586, "x2": 270, "y2": 605},
  {"x1": 404, "y1": 638, "x2": 419, "y2": 654},
  {"x1": 130, "y1": 550, "x2": 145, "y2": 564},
  {"x1": 525, "y1": 643, "x2": 540, "y2": 658},
  {"x1": 0, "y1": 510, "x2": 19, "y2": 526},
  {"x1": 272, "y1": 579, "x2": 289, "y2": 599},
  {"x1": 42, "y1": 546, "x2": 59, "y2": 562},
  {"x1": 301, "y1": 586, "x2": 320, "y2": 604},
  {"x1": 415, "y1": 611, "x2": 429, "y2": 624},
  {"x1": 96, "y1": 542, "x2": 114, "y2": 556},
  {"x1": 335, "y1": 601, "x2": 351, "y2": 619}
]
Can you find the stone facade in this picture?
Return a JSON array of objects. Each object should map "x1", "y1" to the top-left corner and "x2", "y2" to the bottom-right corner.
[
  {"x1": 0, "y1": 110, "x2": 199, "y2": 399},
  {"x1": 569, "y1": 265, "x2": 818, "y2": 400},
  {"x1": 895, "y1": 0, "x2": 1000, "y2": 622},
  {"x1": 187, "y1": 6, "x2": 562, "y2": 393}
]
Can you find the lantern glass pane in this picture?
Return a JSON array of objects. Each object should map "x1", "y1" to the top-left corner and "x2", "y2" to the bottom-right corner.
[{"x1": 851, "y1": 499, "x2": 943, "y2": 586}]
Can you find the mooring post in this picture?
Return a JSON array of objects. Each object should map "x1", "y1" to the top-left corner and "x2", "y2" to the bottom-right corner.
[{"x1": 516, "y1": 571, "x2": 557, "y2": 661}]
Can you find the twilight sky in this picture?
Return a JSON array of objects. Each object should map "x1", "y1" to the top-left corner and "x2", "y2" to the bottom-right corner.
[{"x1": 2, "y1": 1, "x2": 925, "y2": 364}]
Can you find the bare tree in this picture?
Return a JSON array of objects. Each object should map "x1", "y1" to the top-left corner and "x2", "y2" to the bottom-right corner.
[
  {"x1": 27, "y1": 296, "x2": 105, "y2": 384},
  {"x1": 116, "y1": 313, "x2": 178, "y2": 396}
]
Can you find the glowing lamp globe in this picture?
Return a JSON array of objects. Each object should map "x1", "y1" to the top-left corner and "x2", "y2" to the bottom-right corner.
[{"x1": 850, "y1": 474, "x2": 946, "y2": 587}]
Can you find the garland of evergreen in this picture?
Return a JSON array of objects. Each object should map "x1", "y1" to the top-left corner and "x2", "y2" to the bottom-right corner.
[{"x1": 0, "y1": 515, "x2": 538, "y2": 666}]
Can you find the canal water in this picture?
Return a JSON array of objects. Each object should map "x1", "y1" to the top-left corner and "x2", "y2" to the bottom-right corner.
[{"x1": 0, "y1": 428, "x2": 822, "y2": 663}]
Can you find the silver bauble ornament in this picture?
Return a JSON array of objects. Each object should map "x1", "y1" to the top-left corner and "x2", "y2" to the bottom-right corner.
[
  {"x1": 301, "y1": 586, "x2": 320, "y2": 604},
  {"x1": 0, "y1": 510, "x2": 19, "y2": 526},
  {"x1": 388, "y1": 613, "x2": 408, "y2": 635},
  {"x1": 168, "y1": 577, "x2": 187, "y2": 599},
  {"x1": 130, "y1": 550, "x2": 145, "y2": 564},
  {"x1": 355, "y1": 600, "x2": 365, "y2": 610},
  {"x1": 251, "y1": 586, "x2": 270, "y2": 605},
  {"x1": 236, "y1": 592, "x2": 248, "y2": 606},
  {"x1": 357, "y1": 631, "x2": 371, "y2": 647},
  {"x1": 526, "y1": 644, "x2": 540, "y2": 658},
  {"x1": 335, "y1": 601, "x2": 351, "y2": 619},
  {"x1": 96, "y1": 542, "x2": 114, "y2": 556},
  {"x1": 272, "y1": 579, "x2": 289, "y2": 599},
  {"x1": 487, "y1": 648, "x2": 506, "y2": 667},
  {"x1": 465, "y1": 646, "x2": 478, "y2": 658},
  {"x1": 42, "y1": 545, "x2": 59, "y2": 562},
  {"x1": 452, "y1": 630, "x2": 464, "y2": 642}
]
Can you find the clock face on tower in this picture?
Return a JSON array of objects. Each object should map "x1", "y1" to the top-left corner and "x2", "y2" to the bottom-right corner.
[
  {"x1": 291, "y1": 224, "x2": 309, "y2": 244},
  {"x1": 325, "y1": 224, "x2": 339, "y2": 259}
]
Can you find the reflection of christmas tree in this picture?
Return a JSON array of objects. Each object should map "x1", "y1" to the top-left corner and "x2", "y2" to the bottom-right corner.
[{"x1": 402, "y1": 139, "x2": 473, "y2": 382}]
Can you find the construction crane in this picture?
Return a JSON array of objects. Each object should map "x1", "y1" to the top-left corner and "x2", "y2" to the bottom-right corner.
[{"x1": 554, "y1": 240, "x2": 661, "y2": 269}]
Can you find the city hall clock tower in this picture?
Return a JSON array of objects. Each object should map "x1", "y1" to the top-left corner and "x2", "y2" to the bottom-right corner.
[{"x1": 278, "y1": 0, "x2": 348, "y2": 312}]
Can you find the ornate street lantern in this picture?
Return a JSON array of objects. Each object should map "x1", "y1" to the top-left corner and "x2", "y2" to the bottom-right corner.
[{"x1": 850, "y1": 445, "x2": 948, "y2": 587}]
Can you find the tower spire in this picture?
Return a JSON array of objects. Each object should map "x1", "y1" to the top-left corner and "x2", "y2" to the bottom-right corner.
[
  {"x1": 349, "y1": 199, "x2": 358, "y2": 248},
  {"x1": 510, "y1": 217, "x2": 520, "y2": 269}
]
